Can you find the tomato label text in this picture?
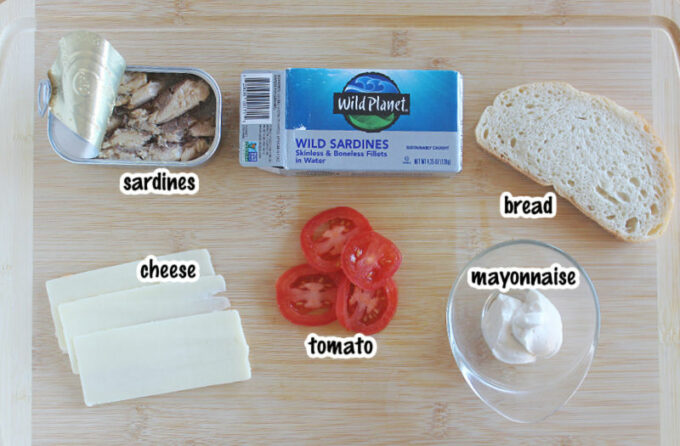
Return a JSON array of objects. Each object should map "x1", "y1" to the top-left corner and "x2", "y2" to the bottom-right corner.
[{"x1": 304, "y1": 333, "x2": 376, "y2": 359}]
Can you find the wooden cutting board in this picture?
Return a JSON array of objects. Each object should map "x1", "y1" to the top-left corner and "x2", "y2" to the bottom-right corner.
[{"x1": 18, "y1": 2, "x2": 680, "y2": 445}]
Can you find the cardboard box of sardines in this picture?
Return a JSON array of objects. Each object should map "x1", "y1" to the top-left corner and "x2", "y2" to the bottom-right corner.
[
  {"x1": 38, "y1": 31, "x2": 222, "y2": 167},
  {"x1": 239, "y1": 68, "x2": 463, "y2": 175}
]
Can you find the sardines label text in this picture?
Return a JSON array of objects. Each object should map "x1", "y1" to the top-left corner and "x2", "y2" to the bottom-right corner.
[
  {"x1": 467, "y1": 263, "x2": 579, "y2": 292},
  {"x1": 120, "y1": 168, "x2": 198, "y2": 195}
]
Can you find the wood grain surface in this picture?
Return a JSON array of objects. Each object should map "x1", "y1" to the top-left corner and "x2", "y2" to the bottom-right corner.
[
  {"x1": 0, "y1": 1, "x2": 677, "y2": 445},
  {"x1": 652, "y1": 2, "x2": 680, "y2": 445},
  {"x1": 0, "y1": 0, "x2": 33, "y2": 445},
  {"x1": 31, "y1": 16, "x2": 663, "y2": 446}
]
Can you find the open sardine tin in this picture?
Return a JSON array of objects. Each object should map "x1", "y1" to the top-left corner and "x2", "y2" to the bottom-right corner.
[
  {"x1": 239, "y1": 68, "x2": 462, "y2": 175},
  {"x1": 39, "y1": 31, "x2": 222, "y2": 167}
]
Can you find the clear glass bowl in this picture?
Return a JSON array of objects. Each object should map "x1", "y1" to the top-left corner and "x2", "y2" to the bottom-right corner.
[{"x1": 446, "y1": 240, "x2": 600, "y2": 423}]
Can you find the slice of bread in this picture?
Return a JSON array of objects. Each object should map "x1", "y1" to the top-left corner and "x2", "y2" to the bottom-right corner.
[{"x1": 475, "y1": 82, "x2": 675, "y2": 241}]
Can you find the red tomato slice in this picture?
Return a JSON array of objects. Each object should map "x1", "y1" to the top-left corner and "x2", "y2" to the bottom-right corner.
[
  {"x1": 341, "y1": 230, "x2": 402, "y2": 290},
  {"x1": 276, "y1": 264, "x2": 342, "y2": 326},
  {"x1": 300, "y1": 207, "x2": 372, "y2": 272},
  {"x1": 336, "y1": 277, "x2": 398, "y2": 335}
]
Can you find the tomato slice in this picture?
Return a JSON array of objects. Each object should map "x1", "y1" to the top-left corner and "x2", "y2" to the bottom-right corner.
[
  {"x1": 336, "y1": 277, "x2": 398, "y2": 335},
  {"x1": 340, "y1": 230, "x2": 402, "y2": 290},
  {"x1": 276, "y1": 264, "x2": 342, "y2": 326},
  {"x1": 300, "y1": 207, "x2": 372, "y2": 272}
]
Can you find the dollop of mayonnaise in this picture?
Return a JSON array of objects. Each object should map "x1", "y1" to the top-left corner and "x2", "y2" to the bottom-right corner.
[{"x1": 481, "y1": 289, "x2": 563, "y2": 365}]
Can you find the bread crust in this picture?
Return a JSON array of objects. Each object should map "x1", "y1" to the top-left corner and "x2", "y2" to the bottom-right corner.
[{"x1": 475, "y1": 82, "x2": 675, "y2": 242}]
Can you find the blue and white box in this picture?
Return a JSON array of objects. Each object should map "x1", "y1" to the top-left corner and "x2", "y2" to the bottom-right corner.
[{"x1": 239, "y1": 68, "x2": 462, "y2": 174}]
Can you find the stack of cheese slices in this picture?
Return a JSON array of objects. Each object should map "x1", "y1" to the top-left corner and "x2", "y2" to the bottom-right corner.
[{"x1": 46, "y1": 249, "x2": 251, "y2": 407}]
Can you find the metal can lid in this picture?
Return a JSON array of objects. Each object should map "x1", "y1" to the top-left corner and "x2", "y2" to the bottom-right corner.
[{"x1": 46, "y1": 31, "x2": 126, "y2": 157}]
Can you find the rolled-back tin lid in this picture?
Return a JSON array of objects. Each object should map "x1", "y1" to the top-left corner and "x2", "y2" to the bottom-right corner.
[{"x1": 47, "y1": 31, "x2": 126, "y2": 158}]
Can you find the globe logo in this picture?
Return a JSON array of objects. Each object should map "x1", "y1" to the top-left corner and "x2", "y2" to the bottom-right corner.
[{"x1": 333, "y1": 72, "x2": 410, "y2": 132}]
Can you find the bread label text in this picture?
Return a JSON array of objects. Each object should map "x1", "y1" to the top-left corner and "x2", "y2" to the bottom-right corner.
[{"x1": 500, "y1": 191, "x2": 556, "y2": 219}]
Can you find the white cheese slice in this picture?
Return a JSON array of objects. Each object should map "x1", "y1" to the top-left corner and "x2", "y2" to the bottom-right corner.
[
  {"x1": 46, "y1": 249, "x2": 215, "y2": 352},
  {"x1": 60, "y1": 275, "x2": 228, "y2": 374},
  {"x1": 74, "y1": 310, "x2": 251, "y2": 407}
]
